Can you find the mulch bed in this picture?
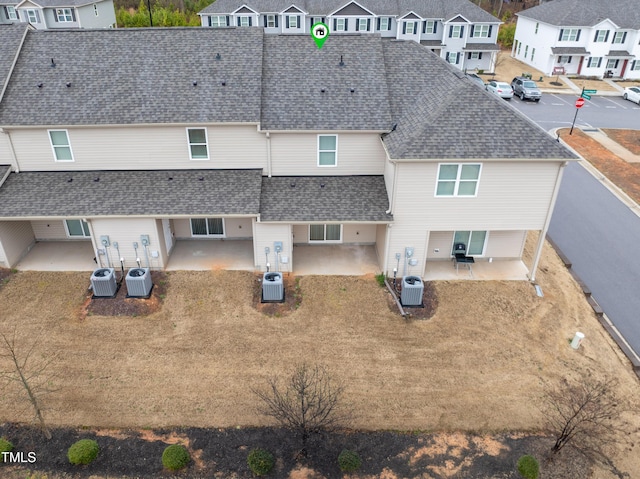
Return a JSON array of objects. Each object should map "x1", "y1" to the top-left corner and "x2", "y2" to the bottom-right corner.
[
  {"x1": 0, "y1": 423, "x2": 593, "y2": 479},
  {"x1": 81, "y1": 271, "x2": 168, "y2": 318},
  {"x1": 384, "y1": 277, "x2": 439, "y2": 320},
  {"x1": 252, "y1": 273, "x2": 301, "y2": 316}
]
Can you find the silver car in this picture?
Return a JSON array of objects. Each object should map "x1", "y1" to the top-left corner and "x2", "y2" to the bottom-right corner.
[
  {"x1": 485, "y1": 80, "x2": 514, "y2": 100},
  {"x1": 511, "y1": 77, "x2": 542, "y2": 102}
]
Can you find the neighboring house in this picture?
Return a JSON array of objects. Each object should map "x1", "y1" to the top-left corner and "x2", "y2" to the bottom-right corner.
[
  {"x1": 12, "y1": 0, "x2": 115, "y2": 29},
  {"x1": 0, "y1": 25, "x2": 577, "y2": 280},
  {"x1": 198, "y1": 0, "x2": 502, "y2": 73},
  {"x1": 513, "y1": 0, "x2": 640, "y2": 79},
  {"x1": 0, "y1": 0, "x2": 20, "y2": 23}
]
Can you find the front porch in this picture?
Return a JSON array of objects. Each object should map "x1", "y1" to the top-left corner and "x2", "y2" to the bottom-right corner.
[
  {"x1": 165, "y1": 239, "x2": 254, "y2": 271},
  {"x1": 423, "y1": 259, "x2": 529, "y2": 281},
  {"x1": 293, "y1": 245, "x2": 380, "y2": 276},
  {"x1": 16, "y1": 241, "x2": 96, "y2": 271}
]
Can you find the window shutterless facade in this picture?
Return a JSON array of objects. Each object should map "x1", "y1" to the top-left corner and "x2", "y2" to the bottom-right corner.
[
  {"x1": 187, "y1": 128, "x2": 209, "y2": 160},
  {"x1": 65, "y1": 219, "x2": 91, "y2": 238},
  {"x1": 309, "y1": 224, "x2": 341, "y2": 242},
  {"x1": 190, "y1": 218, "x2": 224, "y2": 237},
  {"x1": 48, "y1": 130, "x2": 74, "y2": 161},
  {"x1": 452, "y1": 231, "x2": 487, "y2": 256},
  {"x1": 317, "y1": 135, "x2": 337, "y2": 166},
  {"x1": 436, "y1": 163, "x2": 481, "y2": 196}
]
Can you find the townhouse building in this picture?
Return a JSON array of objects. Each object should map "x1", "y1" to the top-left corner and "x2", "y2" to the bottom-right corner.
[
  {"x1": 0, "y1": 0, "x2": 115, "y2": 29},
  {"x1": 513, "y1": 0, "x2": 640, "y2": 79},
  {"x1": 198, "y1": 0, "x2": 502, "y2": 73},
  {"x1": 0, "y1": 24, "x2": 576, "y2": 280}
]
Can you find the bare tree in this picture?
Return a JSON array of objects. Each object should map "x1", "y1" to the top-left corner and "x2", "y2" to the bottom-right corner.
[
  {"x1": 542, "y1": 377, "x2": 625, "y2": 456},
  {"x1": 253, "y1": 363, "x2": 350, "y2": 456},
  {"x1": 0, "y1": 329, "x2": 58, "y2": 440}
]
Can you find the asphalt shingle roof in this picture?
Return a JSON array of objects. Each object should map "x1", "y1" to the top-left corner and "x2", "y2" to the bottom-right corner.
[
  {"x1": 200, "y1": 0, "x2": 500, "y2": 22},
  {"x1": 0, "y1": 169, "x2": 263, "y2": 217},
  {"x1": 551, "y1": 47, "x2": 590, "y2": 55},
  {"x1": 19, "y1": 0, "x2": 107, "y2": 7},
  {"x1": 517, "y1": 0, "x2": 640, "y2": 29},
  {"x1": 0, "y1": 28, "x2": 264, "y2": 126},
  {"x1": 0, "y1": 23, "x2": 28, "y2": 101},
  {"x1": 381, "y1": 40, "x2": 576, "y2": 159},
  {"x1": 260, "y1": 34, "x2": 392, "y2": 130},
  {"x1": 260, "y1": 175, "x2": 391, "y2": 222}
]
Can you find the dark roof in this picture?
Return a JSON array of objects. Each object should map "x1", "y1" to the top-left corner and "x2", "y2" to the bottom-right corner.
[
  {"x1": 0, "y1": 165, "x2": 10, "y2": 186},
  {"x1": 463, "y1": 42, "x2": 500, "y2": 51},
  {"x1": 420, "y1": 39, "x2": 443, "y2": 47},
  {"x1": 200, "y1": 0, "x2": 500, "y2": 22},
  {"x1": 0, "y1": 28, "x2": 264, "y2": 126},
  {"x1": 609, "y1": 50, "x2": 632, "y2": 57},
  {"x1": 551, "y1": 47, "x2": 589, "y2": 55},
  {"x1": 517, "y1": 0, "x2": 640, "y2": 29},
  {"x1": 260, "y1": 175, "x2": 391, "y2": 222},
  {"x1": 0, "y1": 23, "x2": 28, "y2": 101},
  {"x1": 381, "y1": 40, "x2": 576, "y2": 160},
  {"x1": 260, "y1": 34, "x2": 392, "y2": 130},
  {"x1": 0, "y1": 169, "x2": 263, "y2": 218}
]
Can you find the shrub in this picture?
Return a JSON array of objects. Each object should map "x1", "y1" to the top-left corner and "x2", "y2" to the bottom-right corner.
[
  {"x1": 67, "y1": 439, "x2": 99, "y2": 465},
  {"x1": 0, "y1": 437, "x2": 14, "y2": 454},
  {"x1": 162, "y1": 444, "x2": 190, "y2": 471},
  {"x1": 247, "y1": 448, "x2": 275, "y2": 476},
  {"x1": 375, "y1": 273, "x2": 386, "y2": 287},
  {"x1": 338, "y1": 449, "x2": 362, "y2": 472},
  {"x1": 517, "y1": 454, "x2": 540, "y2": 479}
]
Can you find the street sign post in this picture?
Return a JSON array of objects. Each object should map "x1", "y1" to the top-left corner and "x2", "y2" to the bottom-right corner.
[
  {"x1": 583, "y1": 89, "x2": 597, "y2": 94},
  {"x1": 575, "y1": 98, "x2": 585, "y2": 108},
  {"x1": 570, "y1": 97, "x2": 586, "y2": 135},
  {"x1": 581, "y1": 93, "x2": 591, "y2": 100}
]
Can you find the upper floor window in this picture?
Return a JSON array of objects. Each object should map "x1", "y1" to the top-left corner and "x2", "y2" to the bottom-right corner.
[
  {"x1": 48, "y1": 130, "x2": 74, "y2": 162},
  {"x1": 357, "y1": 18, "x2": 369, "y2": 32},
  {"x1": 559, "y1": 28, "x2": 580, "y2": 41},
  {"x1": 187, "y1": 128, "x2": 209, "y2": 160},
  {"x1": 266, "y1": 14, "x2": 276, "y2": 28},
  {"x1": 318, "y1": 135, "x2": 337, "y2": 167},
  {"x1": 286, "y1": 15, "x2": 298, "y2": 28},
  {"x1": 436, "y1": 163, "x2": 481, "y2": 196},
  {"x1": 6, "y1": 6, "x2": 18, "y2": 20},
  {"x1": 594, "y1": 30, "x2": 609, "y2": 42},
  {"x1": 404, "y1": 21, "x2": 416, "y2": 35},
  {"x1": 449, "y1": 25, "x2": 464, "y2": 38},
  {"x1": 378, "y1": 17, "x2": 390, "y2": 31},
  {"x1": 237, "y1": 16, "x2": 251, "y2": 27},
  {"x1": 423, "y1": 20, "x2": 436, "y2": 34},
  {"x1": 471, "y1": 24, "x2": 491, "y2": 38},
  {"x1": 26, "y1": 9, "x2": 40, "y2": 23},
  {"x1": 334, "y1": 18, "x2": 346, "y2": 31},
  {"x1": 56, "y1": 8, "x2": 73, "y2": 22},
  {"x1": 612, "y1": 31, "x2": 627, "y2": 44},
  {"x1": 210, "y1": 15, "x2": 227, "y2": 27}
]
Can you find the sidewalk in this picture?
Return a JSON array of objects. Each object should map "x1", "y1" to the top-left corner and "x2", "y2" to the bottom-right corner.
[{"x1": 581, "y1": 129, "x2": 640, "y2": 163}]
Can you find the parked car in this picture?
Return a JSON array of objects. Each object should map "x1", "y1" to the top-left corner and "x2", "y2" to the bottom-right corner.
[
  {"x1": 623, "y1": 86, "x2": 640, "y2": 105},
  {"x1": 466, "y1": 73, "x2": 485, "y2": 88},
  {"x1": 485, "y1": 80, "x2": 514, "y2": 100},
  {"x1": 511, "y1": 77, "x2": 542, "y2": 102}
]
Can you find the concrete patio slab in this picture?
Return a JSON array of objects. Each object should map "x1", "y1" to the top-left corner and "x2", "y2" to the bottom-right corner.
[
  {"x1": 166, "y1": 239, "x2": 254, "y2": 271},
  {"x1": 16, "y1": 241, "x2": 96, "y2": 271},
  {"x1": 293, "y1": 244, "x2": 380, "y2": 276},
  {"x1": 423, "y1": 260, "x2": 530, "y2": 281}
]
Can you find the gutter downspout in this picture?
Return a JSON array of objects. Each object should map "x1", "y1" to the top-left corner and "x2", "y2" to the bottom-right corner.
[
  {"x1": 530, "y1": 161, "x2": 568, "y2": 283},
  {"x1": 0, "y1": 129, "x2": 21, "y2": 172},
  {"x1": 383, "y1": 223, "x2": 392, "y2": 277},
  {"x1": 266, "y1": 131, "x2": 272, "y2": 177}
]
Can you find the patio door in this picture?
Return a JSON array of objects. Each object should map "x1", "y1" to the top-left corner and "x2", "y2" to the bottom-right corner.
[
  {"x1": 309, "y1": 224, "x2": 342, "y2": 243},
  {"x1": 452, "y1": 230, "x2": 487, "y2": 256}
]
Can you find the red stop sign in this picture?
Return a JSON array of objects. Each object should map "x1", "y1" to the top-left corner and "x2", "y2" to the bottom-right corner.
[{"x1": 575, "y1": 98, "x2": 585, "y2": 108}]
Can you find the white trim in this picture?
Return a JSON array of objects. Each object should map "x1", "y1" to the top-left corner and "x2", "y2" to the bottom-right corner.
[
  {"x1": 327, "y1": 0, "x2": 375, "y2": 17},
  {"x1": 64, "y1": 219, "x2": 91, "y2": 238},
  {"x1": 189, "y1": 217, "x2": 226, "y2": 237},
  {"x1": 317, "y1": 134, "x2": 338, "y2": 167},
  {"x1": 48, "y1": 129, "x2": 74, "y2": 162},
  {"x1": 186, "y1": 127, "x2": 210, "y2": 161},
  {"x1": 435, "y1": 163, "x2": 482, "y2": 197},
  {"x1": 450, "y1": 230, "x2": 488, "y2": 257},
  {"x1": 308, "y1": 224, "x2": 343, "y2": 243}
]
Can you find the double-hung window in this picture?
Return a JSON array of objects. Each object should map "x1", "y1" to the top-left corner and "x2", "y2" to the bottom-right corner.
[
  {"x1": 187, "y1": 128, "x2": 209, "y2": 160},
  {"x1": 379, "y1": 17, "x2": 389, "y2": 31},
  {"x1": 594, "y1": 30, "x2": 608, "y2": 42},
  {"x1": 318, "y1": 135, "x2": 337, "y2": 166},
  {"x1": 450, "y1": 25, "x2": 462, "y2": 38},
  {"x1": 65, "y1": 220, "x2": 91, "y2": 238},
  {"x1": 358, "y1": 18, "x2": 368, "y2": 31},
  {"x1": 446, "y1": 52, "x2": 459, "y2": 64},
  {"x1": 238, "y1": 16, "x2": 250, "y2": 26},
  {"x1": 424, "y1": 20, "x2": 435, "y2": 34},
  {"x1": 309, "y1": 224, "x2": 341, "y2": 242},
  {"x1": 48, "y1": 130, "x2": 74, "y2": 161},
  {"x1": 587, "y1": 57, "x2": 602, "y2": 68},
  {"x1": 210, "y1": 15, "x2": 227, "y2": 27},
  {"x1": 56, "y1": 8, "x2": 73, "y2": 22},
  {"x1": 6, "y1": 6, "x2": 17, "y2": 20},
  {"x1": 190, "y1": 218, "x2": 224, "y2": 236},
  {"x1": 606, "y1": 59, "x2": 619, "y2": 69},
  {"x1": 436, "y1": 163, "x2": 481, "y2": 196},
  {"x1": 452, "y1": 231, "x2": 487, "y2": 256},
  {"x1": 612, "y1": 31, "x2": 627, "y2": 44},
  {"x1": 472, "y1": 24, "x2": 490, "y2": 38},
  {"x1": 287, "y1": 15, "x2": 297, "y2": 28},
  {"x1": 26, "y1": 9, "x2": 39, "y2": 23},
  {"x1": 405, "y1": 21, "x2": 416, "y2": 35},
  {"x1": 335, "y1": 18, "x2": 346, "y2": 31},
  {"x1": 266, "y1": 14, "x2": 275, "y2": 27},
  {"x1": 559, "y1": 28, "x2": 579, "y2": 41}
]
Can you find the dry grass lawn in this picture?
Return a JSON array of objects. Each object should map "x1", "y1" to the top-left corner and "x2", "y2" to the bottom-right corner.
[{"x1": 1, "y1": 235, "x2": 640, "y2": 477}]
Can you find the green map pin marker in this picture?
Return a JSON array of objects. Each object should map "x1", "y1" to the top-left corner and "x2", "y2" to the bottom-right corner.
[{"x1": 311, "y1": 22, "x2": 329, "y2": 49}]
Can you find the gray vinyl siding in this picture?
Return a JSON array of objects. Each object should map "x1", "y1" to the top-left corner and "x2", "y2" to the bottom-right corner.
[
  {"x1": 392, "y1": 161, "x2": 561, "y2": 230},
  {"x1": 8, "y1": 125, "x2": 268, "y2": 172},
  {"x1": 270, "y1": 132, "x2": 386, "y2": 176},
  {"x1": 0, "y1": 220, "x2": 35, "y2": 267},
  {"x1": 90, "y1": 217, "x2": 164, "y2": 269},
  {"x1": 31, "y1": 220, "x2": 70, "y2": 240},
  {"x1": 172, "y1": 217, "x2": 253, "y2": 239},
  {"x1": 44, "y1": 7, "x2": 79, "y2": 28},
  {"x1": 253, "y1": 221, "x2": 292, "y2": 272},
  {"x1": 77, "y1": 1, "x2": 116, "y2": 28}
]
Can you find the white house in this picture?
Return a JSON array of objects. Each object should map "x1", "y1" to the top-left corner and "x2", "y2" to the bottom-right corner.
[
  {"x1": 0, "y1": 24, "x2": 577, "y2": 280},
  {"x1": 198, "y1": 0, "x2": 503, "y2": 73},
  {"x1": 1, "y1": 0, "x2": 116, "y2": 28},
  {"x1": 513, "y1": 0, "x2": 640, "y2": 79}
]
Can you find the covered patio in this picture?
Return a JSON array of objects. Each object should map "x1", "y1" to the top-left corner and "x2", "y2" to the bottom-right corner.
[
  {"x1": 16, "y1": 241, "x2": 96, "y2": 271},
  {"x1": 293, "y1": 244, "x2": 380, "y2": 276},
  {"x1": 423, "y1": 259, "x2": 529, "y2": 281},
  {"x1": 166, "y1": 240, "x2": 254, "y2": 271}
]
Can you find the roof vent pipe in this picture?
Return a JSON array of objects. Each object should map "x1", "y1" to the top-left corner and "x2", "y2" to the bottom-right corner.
[
  {"x1": 50, "y1": 58, "x2": 55, "y2": 68},
  {"x1": 339, "y1": 55, "x2": 344, "y2": 67}
]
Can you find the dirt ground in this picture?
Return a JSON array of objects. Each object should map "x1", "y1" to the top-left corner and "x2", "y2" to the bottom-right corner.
[
  {"x1": 559, "y1": 128, "x2": 640, "y2": 204},
  {"x1": 1, "y1": 232, "x2": 640, "y2": 478}
]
